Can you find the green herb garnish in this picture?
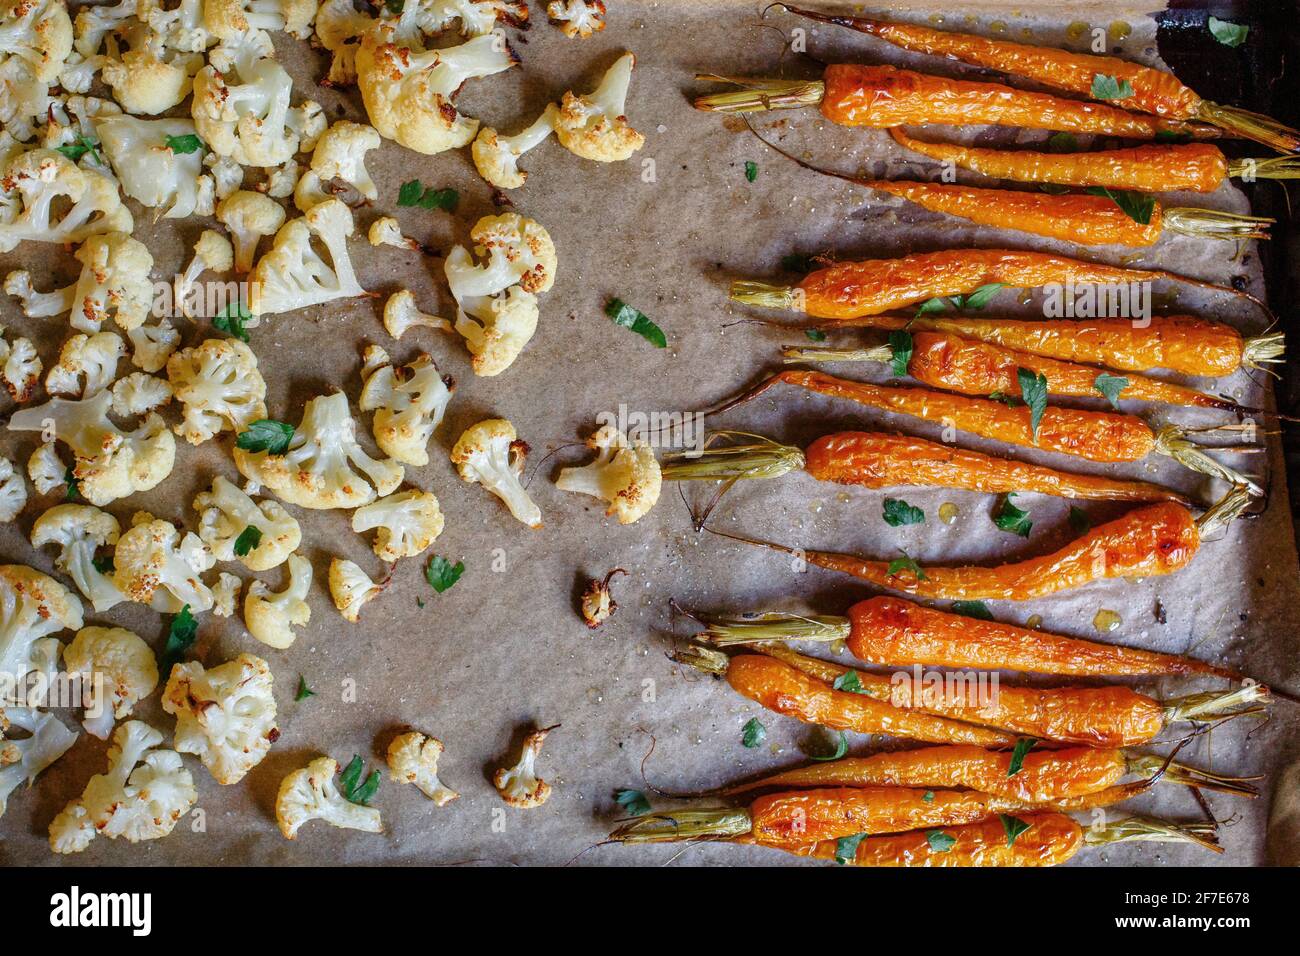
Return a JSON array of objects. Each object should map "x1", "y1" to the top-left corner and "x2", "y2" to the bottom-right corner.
[
  {"x1": 615, "y1": 789, "x2": 652, "y2": 816},
  {"x1": 164, "y1": 133, "x2": 205, "y2": 154},
  {"x1": 834, "y1": 832, "x2": 867, "y2": 864},
  {"x1": 887, "y1": 551, "x2": 929, "y2": 581},
  {"x1": 915, "y1": 296, "x2": 948, "y2": 317},
  {"x1": 606, "y1": 298, "x2": 667, "y2": 348},
  {"x1": 804, "y1": 328, "x2": 828, "y2": 342},
  {"x1": 744, "y1": 160, "x2": 758, "y2": 182},
  {"x1": 236, "y1": 419, "x2": 294, "y2": 454},
  {"x1": 397, "y1": 180, "x2": 459, "y2": 211},
  {"x1": 295, "y1": 676, "x2": 316, "y2": 701},
  {"x1": 1000, "y1": 813, "x2": 1032, "y2": 847},
  {"x1": 1090, "y1": 74, "x2": 1134, "y2": 100},
  {"x1": 1008, "y1": 737, "x2": 1037, "y2": 777},
  {"x1": 1017, "y1": 367, "x2": 1049, "y2": 439},
  {"x1": 92, "y1": 555, "x2": 115, "y2": 574},
  {"x1": 951, "y1": 600, "x2": 993, "y2": 621},
  {"x1": 64, "y1": 465, "x2": 80, "y2": 501},
  {"x1": 1093, "y1": 372, "x2": 1129, "y2": 409},
  {"x1": 232, "y1": 525, "x2": 262, "y2": 557},
  {"x1": 212, "y1": 302, "x2": 253, "y2": 342},
  {"x1": 1068, "y1": 506, "x2": 1092, "y2": 535},
  {"x1": 1086, "y1": 186, "x2": 1156, "y2": 225},
  {"x1": 424, "y1": 555, "x2": 464, "y2": 593},
  {"x1": 1208, "y1": 16, "x2": 1248, "y2": 48},
  {"x1": 741, "y1": 717, "x2": 767, "y2": 749},
  {"x1": 339, "y1": 755, "x2": 381, "y2": 805},
  {"x1": 832, "y1": 670, "x2": 866, "y2": 694},
  {"x1": 808, "y1": 730, "x2": 849, "y2": 762},
  {"x1": 957, "y1": 282, "x2": 1005, "y2": 311},
  {"x1": 55, "y1": 135, "x2": 101, "y2": 164},
  {"x1": 926, "y1": 829, "x2": 956, "y2": 853},
  {"x1": 882, "y1": 497, "x2": 924, "y2": 527},
  {"x1": 888, "y1": 329, "x2": 913, "y2": 377},
  {"x1": 992, "y1": 493, "x2": 1033, "y2": 538},
  {"x1": 160, "y1": 605, "x2": 198, "y2": 673}
]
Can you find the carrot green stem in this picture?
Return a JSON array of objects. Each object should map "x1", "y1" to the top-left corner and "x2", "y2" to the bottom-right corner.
[
  {"x1": 782, "y1": 344, "x2": 891, "y2": 365},
  {"x1": 1197, "y1": 102, "x2": 1300, "y2": 154},
  {"x1": 1162, "y1": 207, "x2": 1273, "y2": 241},
  {"x1": 1163, "y1": 681, "x2": 1271, "y2": 724},
  {"x1": 670, "y1": 644, "x2": 731, "y2": 677},
  {"x1": 730, "y1": 279, "x2": 803, "y2": 310},
  {"x1": 1242, "y1": 332, "x2": 1286, "y2": 370},
  {"x1": 1226, "y1": 155, "x2": 1300, "y2": 179},
  {"x1": 609, "y1": 808, "x2": 753, "y2": 843},
  {"x1": 700, "y1": 612, "x2": 852, "y2": 647},
  {"x1": 1153, "y1": 429, "x2": 1262, "y2": 497},
  {"x1": 1084, "y1": 816, "x2": 1222, "y2": 853},
  {"x1": 693, "y1": 74, "x2": 826, "y2": 113},
  {"x1": 1126, "y1": 755, "x2": 1261, "y2": 798},
  {"x1": 661, "y1": 435, "x2": 806, "y2": 482}
]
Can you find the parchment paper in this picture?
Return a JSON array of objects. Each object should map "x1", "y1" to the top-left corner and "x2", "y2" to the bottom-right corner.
[{"x1": 2, "y1": 0, "x2": 1298, "y2": 867}]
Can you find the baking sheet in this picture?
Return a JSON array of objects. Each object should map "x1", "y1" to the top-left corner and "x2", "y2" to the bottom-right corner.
[{"x1": 2, "y1": 0, "x2": 1299, "y2": 867}]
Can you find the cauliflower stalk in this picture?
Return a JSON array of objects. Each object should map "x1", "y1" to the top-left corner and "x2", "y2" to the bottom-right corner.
[
  {"x1": 45, "y1": 331, "x2": 125, "y2": 397},
  {"x1": 203, "y1": 0, "x2": 319, "y2": 41},
  {"x1": 387, "y1": 731, "x2": 458, "y2": 806},
  {"x1": 554, "y1": 51, "x2": 644, "y2": 161},
  {"x1": 218, "y1": 189, "x2": 286, "y2": 273},
  {"x1": 97, "y1": 114, "x2": 212, "y2": 219},
  {"x1": 451, "y1": 418, "x2": 541, "y2": 528},
  {"x1": 0, "y1": 703, "x2": 78, "y2": 818},
  {"x1": 63, "y1": 625, "x2": 158, "y2": 739},
  {"x1": 166, "y1": 337, "x2": 268, "y2": 444},
  {"x1": 194, "y1": 474, "x2": 301, "y2": 571},
  {"x1": 493, "y1": 724, "x2": 557, "y2": 808},
  {"x1": 30, "y1": 503, "x2": 124, "y2": 613},
  {"x1": 382, "y1": 289, "x2": 449, "y2": 338},
  {"x1": 294, "y1": 120, "x2": 380, "y2": 210},
  {"x1": 248, "y1": 198, "x2": 366, "y2": 318},
  {"x1": 162, "y1": 652, "x2": 277, "y2": 785},
  {"x1": 555, "y1": 424, "x2": 662, "y2": 525},
  {"x1": 0, "y1": 563, "x2": 82, "y2": 683},
  {"x1": 328, "y1": 558, "x2": 386, "y2": 622},
  {"x1": 352, "y1": 490, "x2": 444, "y2": 562},
  {"x1": 358, "y1": 351, "x2": 454, "y2": 466},
  {"x1": 471, "y1": 104, "x2": 557, "y2": 189},
  {"x1": 175, "y1": 230, "x2": 235, "y2": 317},
  {"x1": 0, "y1": 456, "x2": 25, "y2": 520},
  {"x1": 111, "y1": 514, "x2": 215, "y2": 613},
  {"x1": 244, "y1": 552, "x2": 311, "y2": 648},
  {"x1": 275, "y1": 755, "x2": 382, "y2": 839}
]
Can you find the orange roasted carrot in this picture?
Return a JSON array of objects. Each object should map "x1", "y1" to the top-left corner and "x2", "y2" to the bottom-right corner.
[
  {"x1": 784, "y1": 330, "x2": 1249, "y2": 411},
  {"x1": 778, "y1": 5, "x2": 1299, "y2": 151},
  {"x1": 889, "y1": 128, "x2": 1300, "y2": 191},
  {"x1": 730, "y1": 247, "x2": 1271, "y2": 321},
  {"x1": 795, "y1": 313, "x2": 1284, "y2": 378},
  {"x1": 707, "y1": 483, "x2": 1254, "y2": 601},
  {"x1": 792, "y1": 812, "x2": 1220, "y2": 866},
  {"x1": 700, "y1": 593, "x2": 1241, "y2": 679},
  {"x1": 695, "y1": 65, "x2": 1220, "y2": 139},
  {"x1": 722, "y1": 744, "x2": 1260, "y2": 800}
]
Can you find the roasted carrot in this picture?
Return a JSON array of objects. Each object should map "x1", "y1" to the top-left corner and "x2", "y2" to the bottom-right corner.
[
  {"x1": 730, "y1": 247, "x2": 1271, "y2": 322},
  {"x1": 794, "y1": 812, "x2": 1220, "y2": 866},
  {"x1": 754, "y1": 643, "x2": 1266, "y2": 749},
  {"x1": 793, "y1": 313, "x2": 1284, "y2": 378},
  {"x1": 673, "y1": 646, "x2": 1019, "y2": 748},
  {"x1": 699, "y1": 593, "x2": 1240, "y2": 679},
  {"x1": 707, "y1": 483, "x2": 1254, "y2": 601},
  {"x1": 889, "y1": 128, "x2": 1300, "y2": 192},
  {"x1": 695, "y1": 65, "x2": 1220, "y2": 139},
  {"x1": 783, "y1": 330, "x2": 1249, "y2": 411},
  {"x1": 722, "y1": 744, "x2": 1260, "y2": 800},
  {"x1": 777, "y1": 5, "x2": 1300, "y2": 151},
  {"x1": 708, "y1": 370, "x2": 1261, "y2": 490}
]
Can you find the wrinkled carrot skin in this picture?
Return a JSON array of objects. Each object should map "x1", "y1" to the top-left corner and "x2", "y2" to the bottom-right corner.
[
  {"x1": 890, "y1": 129, "x2": 1228, "y2": 192},
  {"x1": 907, "y1": 331, "x2": 1237, "y2": 409},
  {"x1": 725, "y1": 654, "x2": 1017, "y2": 747},
  {"x1": 783, "y1": 370, "x2": 1156, "y2": 463},
  {"x1": 797, "y1": 812, "x2": 1082, "y2": 866},
  {"x1": 727, "y1": 744, "x2": 1126, "y2": 801},
  {"x1": 768, "y1": 647, "x2": 1168, "y2": 747},
  {"x1": 827, "y1": 313, "x2": 1247, "y2": 377},
  {"x1": 750, "y1": 785, "x2": 1017, "y2": 848},
  {"x1": 804, "y1": 432, "x2": 1187, "y2": 504},
  {"x1": 827, "y1": 15, "x2": 1200, "y2": 118},
  {"x1": 798, "y1": 248, "x2": 1167, "y2": 319},
  {"x1": 845, "y1": 595, "x2": 1238, "y2": 678},
  {"x1": 820, "y1": 64, "x2": 1216, "y2": 138},
  {"x1": 864, "y1": 179, "x2": 1163, "y2": 246},
  {"x1": 794, "y1": 499, "x2": 1200, "y2": 600}
]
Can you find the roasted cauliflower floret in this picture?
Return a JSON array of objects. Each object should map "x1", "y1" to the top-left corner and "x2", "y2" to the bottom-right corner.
[
  {"x1": 381, "y1": 0, "x2": 528, "y2": 43},
  {"x1": 63, "y1": 625, "x2": 158, "y2": 739},
  {"x1": 0, "y1": 456, "x2": 25, "y2": 521},
  {"x1": 69, "y1": 231, "x2": 155, "y2": 333},
  {"x1": 351, "y1": 489, "x2": 444, "y2": 562},
  {"x1": 218, "y1": 189, "x2": 286, "y2": 273},
  {"x1": 0, "y1": 564, "x2": 83, "y2": 683},
  {"x1": 276, "y1": 755, "x2": 382, "y2": 839},
  {"x1": 546, "y1": 0, "x2": 604, "y2": 38},
  {"x1": 203, "y1": 0, "x2": 319, "y2": 40},
  {"x1": 554, "y1": 51, "x2": 643, "y2": 161},
  {"x1": 382, "y1": 289, "x2": 449, "y2": 338},
  {"x1": 96, "y1": 18, "x2": 204, "y2": 115},
  {"x1": 111, "y1": 514, "x2": 215, "y2": 613},
  {"x1": 110, "y1": 372, "x2": 173, "y2": 417},
  {"x1": 193, "y1": 474, "x2": 301, "y2": 571},
  {"x1": 356, "y1": 23, "x2": 518, "y2": 155},
  {"x1": 4, "y1": 268, "x2": 74, "y2": 317},
  {"x1": 312, "y1": 0, "x2": 369, "y2": 86},
  {"x1": 26, "y1": 441, "x2": 64, "y2": 495},
  {"x1": 44, "y1": 331, "x2": 125, "y2": 397},
  {"x1": 243, "y1": 552, "x2": 311, "y2": 648},
  {"x1": 175, "y1": 230, "x2": 235, "y2": 316},
  {"x1": 327, "y1": 557, "x2": 385, "y2": 622},
  {"x1": 368, "y1": 216, "x2": 420, "y2": 251},
  {"x1": 127, "y1": 321, "x2": 180, "y2": 372},
  {"x1": 96, "y1": 114, "x2": 211, "y2": 219},
  {"x1": 166, "y1": 338, "x2": 268, "y2": 444},
  {"x1": 48, "y1": 720, "x2": 196, "y2": 853},
  {"x1": 555, "y1": 424, "x2": 662, "y2": 525},
  {"x1": 387, "y1": 731, "x2": 458, "y2": 806},
  {"x1": 248, "y1": 198, "x2": 366, "y2": 318},
  {"x1": 1, "y1": 0, "x2": 74, "y2": 85},
  {"x1": 0, "y1": 704, "x2": 78, "y2": 819},
  {"x1": 212, "y1": 570, "x2": 240, "y2": 616},
  {"x1": 8, "y1": 391, "x2": 176, "y2": 506},
  {"x1": 493, "y1": 724, "x2": 557, "y2": 809},
  {"x1": 358, "y1": 352, "x2": 453, "y2": 466},
  {"x1": 0, "y1": 332, "x2": 40, "y2": 401},
  {"x1": 162, "y1": 652, "x2": 277, "y2": 785},
  {"x1": 471, "y1": 104, "x2": 557, "y2": 189},
  {"x1": 0, "y1": 147, "x2": 130, "y2": 253},
  {"x1": 30, "y1": 503, "x2": 124, "y2": 612},
  {"x1": 295, "y1": 120, "x2": 380, "y2": 209},
  {"x1": 451, "y1": 418, "x2": 541, "y2": 528},
  {"x1": 234, "y1": 391, "x2": 404, "y2": 509}
]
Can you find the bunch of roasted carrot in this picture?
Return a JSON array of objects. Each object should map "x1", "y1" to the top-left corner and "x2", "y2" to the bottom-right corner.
[{"x1": 607, "y1": 11, "x2": 1283, "y2": 866}]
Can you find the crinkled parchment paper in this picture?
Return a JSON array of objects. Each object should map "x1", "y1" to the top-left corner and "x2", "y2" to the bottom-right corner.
[{"x1": 2, "y1": 1, "x2": 1298, "y2": 867}]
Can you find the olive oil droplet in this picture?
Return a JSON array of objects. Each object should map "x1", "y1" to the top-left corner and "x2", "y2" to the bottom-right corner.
[
  {"x1": 1093, "y1": 609, "x2": 1122, "y2": 633},
  {"x1": 1026, "y1": 614, "x2": 1043, "y2": 629},
  {"x1": 1066, "y1": 20, "x2": 1090, "y2": 41},
  {"x1": 939, "y1": 502, "x2": 960, "y2": 525}
]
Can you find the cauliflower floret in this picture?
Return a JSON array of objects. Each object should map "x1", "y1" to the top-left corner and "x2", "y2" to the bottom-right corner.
[
  {"x1": 48, "y1": 720, "x2": 196, "y2": 853},
  {"x1": 0, "y1": 332, "x2": 40, "y2": 401},
  {"x1": 206, "y1": 151, "x2": 244, "y2": 198},
  {"x1": 0, "y1": 147, "x2": 131, "y2": 253},
  {"x1": 243, "y1": 551, "x2": 310, "y2": 648},
  {"x1": 312, "y1": 0, "x2": 369, "y2": 86},
  {"x1": 262, "y1": 157, "x2": 299, "y2": 198},
  {"x1": 145, "y1": 0, "x2": 213, "y2": 53},
  {"x1": 218, "y1": 189, "x2": 286, "y2": 273},
  {"x1": 546, "y1": 0, "x2": 604, "y2": 38},
  {"x1": 0, "y1": 704, "x2": 78, "y2": 819},
  {"x1": 193, "y1": 474, "x2": 301, "y2": 571},
  {"x1": 386, "y1": 731, "x2": 458, "y2": 806},
  {"x1": 351, "y1": 489, "x2": 444, "y2": 562},
  {"x1": 471, "y1": 104, "x2": 557, "y2": 190},
  {"x1": 248, "y1": 198, "x2": 366, "y2": 318},
  {"x1": 27, "y1": 441, "x2": 64, "y2": 495},
  {"x1": 8, "y1": 391, "x2": 176, "y2": 506},
  {"x1": 234, "y1": 390, "x2": 403, "y2": 509},
  {"x1": 368, "y1": 216, "x2": 419, "y2": 251},
  {"x1": 39, "y1": 96, "x2": 121, "y2": 176},
  {"x1": 162, "y1": 652, "x2": 277, "y2": 785},
  {"x1": 444, "y1": 213, "x2": 556, "y2": 376},
  {"x1": 96, "y1": 114, "x2": 210, "y2": 219},
  {"x1": 30, "y1": 503, "x2": 124, "y2": 613},
  {"x1": 0, "y1": 456, "x2": 25, "y2": 521},
  {"x1": 63, "y1": 626, "x2": 158, "y2": 739},
  {"x1": 69, "y1": 231, "x2": 155, "y2": 333},
  {"x1": 328, "y1": 558, "x2": 386, "y2": 622},
  {"x1": 555, "y1": 424, "x2": 662, "y2": 525},
  {"x1": 175, "y1": 230, "x2": 235, "y2": 317},
  {"x1": 166, "y1": 338, "x2": 268, "y2": 444},
  {"x1": 96, "y1": 18, "x2": 204, "y2": 115},
  {"x1": 44, "y1": 331, "x2": 125, "y2": 397},
  {"x1": 275, "y1": 755, "x2": 382, "y2": 839},
  {"x1": 111, "y1": 514, "x2": 215, "y2": 613},
  {"x1": 212, "y1": 571, "x2": 240, "y2": 616},
  {"x1": 0, "y1": 564, "x2": 82, "y2": 683},
  {"x1": 4, "y1": 268, "x2": 74, "y2": 317},
  {"x1": 111, "y1": 372, "x2": 173, "y2": 417},
  {"x1": 356, "y1": 24, "x2": 518, "y2": 155},
  {"x1": 203, "y1": 0, "x2": 319, "y2": 41},
  {"x1": 294, "y1": 120, "x2": 380, "y2": 210},
  {"x1": 1, "y1": 0, "x2": 74, "y2": 85},
  {"x1": 382, "y1": 0, "x2": 528, "y2": 44},
  {"x1": 127, "y1": 321, "x2": 180, "y2": 372},
  {"x1": 382, "y1": 289, "x2": 450, "y2": 338},
  {"x1": 451, "y1": 418, "x2": 541, "y2": 528},
  {"x1": 358, "y1": 352, "x2": 454, "y2": 466},
  {"x1": 554, "y1": 51, "x2": 643, "y2": 162},
  {"x1": 493, "y1": 724, "x2": 557, "y2": 808}
]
